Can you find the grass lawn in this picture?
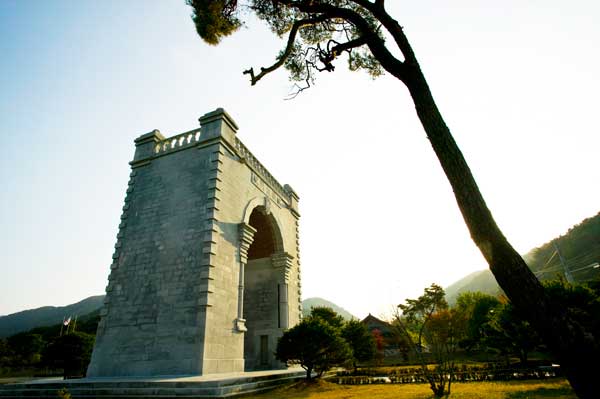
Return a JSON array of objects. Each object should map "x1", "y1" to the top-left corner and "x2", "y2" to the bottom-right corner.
[{"x1": 242, "y1": 379, "x2": 576, "y2": 399}]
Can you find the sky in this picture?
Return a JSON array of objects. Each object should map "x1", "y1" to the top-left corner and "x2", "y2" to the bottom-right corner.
[{"x1": 1, "y1": 0, "x2": 599, "y2": 320}]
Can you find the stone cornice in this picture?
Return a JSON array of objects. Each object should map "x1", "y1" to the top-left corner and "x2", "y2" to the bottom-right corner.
[{"x1": 239, "y1": 223, "x2": 257, "y2": 264}]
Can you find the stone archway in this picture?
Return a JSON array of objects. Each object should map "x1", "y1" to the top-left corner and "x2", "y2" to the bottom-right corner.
[
  {"x1": 87, "y1": 109, "x2": 301, "y2": 378},
  {"x1": 238, "y1": 206, "x2": 293, "y2": 370}
]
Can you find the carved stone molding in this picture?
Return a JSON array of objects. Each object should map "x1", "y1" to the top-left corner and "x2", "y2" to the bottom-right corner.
[
  {"x1": 236, "y1": 223, "x2": 257, "y2": 332},
  {"x1": 239, "y1": 223, "x2": 257, "y2": 264},
  {"x1": 271, "y1": 252, "x2": 295, "y2": 283},
  {"x1": 235, "y1": 318, "x2": 247, "y2": 332}
]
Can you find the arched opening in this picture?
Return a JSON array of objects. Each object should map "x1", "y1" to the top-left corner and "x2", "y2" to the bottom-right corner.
[
  {"x1": 243, "y1": 207, "x2": 285, "y2": 370},
  {"x1": 247, "y1": 209, "x2": 277, "y2": 260}
]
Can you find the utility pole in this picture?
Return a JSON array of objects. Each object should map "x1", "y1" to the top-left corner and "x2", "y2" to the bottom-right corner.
[{"x1": 553, "y1": 241, "x2": 574, "y2": 283}]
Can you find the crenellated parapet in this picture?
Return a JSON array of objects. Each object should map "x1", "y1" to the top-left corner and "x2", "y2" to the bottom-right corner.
[
  {"x1": 154, "y1": 128, "x2": 202, "y2": 154},
  {"x1": 129, "y1": 108, "x2": 298, "y2": 217}
]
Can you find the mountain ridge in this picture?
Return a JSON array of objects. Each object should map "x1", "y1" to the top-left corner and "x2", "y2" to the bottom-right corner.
[
  {"x1": 445, "y1": 212, "x2": 600, "y2": 303},
  {"x1": 0, "y1": 295, "x2": 356, "y2": 338},
  {"x1": 301, "y1": 297, "x2": 356, "y2": 320},
  {"x1": 0, "y1": 295, "x2": 105, "y2": 338}
]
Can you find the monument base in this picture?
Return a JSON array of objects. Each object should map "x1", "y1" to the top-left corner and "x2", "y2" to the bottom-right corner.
[{"x1": 0, "y1": 368, "x2": 306, "y2": 398}]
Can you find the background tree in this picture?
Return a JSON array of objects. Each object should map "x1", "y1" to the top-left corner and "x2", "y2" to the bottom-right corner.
[
  {"x1": 398, "y1": 283, "x2": 446, "y2": 352},
  {"x1": 483, "y1": 302, "x2": 541, "y2": 366},
  {"x1": 370, "y1": 328, "x2": 385, "y2": 366},
  {"x1": 308, "y1": 306, "x2": 345, "y2": 330},
  {"x1": 0, "y1": 338, "x2": 12, "y2": 373},
  {"x1": 454, "y1": 291, "x2": 501, "y2": 351},
  {"x1": 424, "y1": 308, "x2": 467, "y2": 397},
  {"x1": 276, "y1": 310, "x2": 351, "y2": 380},
  {"x1": 341, "y1": 319, "x2": 375, "y2": 371},
  {"x1": 396, "y1": 284, "x2": 462, "y2": 397},
  {"x1": 543, "y1": 279, "x2": 600, "y2": 341},
  {"x1": 42, "y1": 332, "x2": 94, "y2": 379},
  {"x1": 188, "y1": 2, "x2": 598, "y2": 396},
  {"x1": 7, "y1": 333, "x2": 44, "y2": 368},
  {"x1": 389, "y1": 321, "x2": 412, "y2": 362}
]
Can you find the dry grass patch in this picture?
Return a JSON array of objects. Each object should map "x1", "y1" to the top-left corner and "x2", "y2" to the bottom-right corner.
[{"x1": 242, "y1": 379, "x2": 575, "y2": 399}]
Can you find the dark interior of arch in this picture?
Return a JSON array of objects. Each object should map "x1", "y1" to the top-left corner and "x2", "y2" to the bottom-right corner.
[{"x1": 248, "y1": 208, "x2": 276, "y2": 260}]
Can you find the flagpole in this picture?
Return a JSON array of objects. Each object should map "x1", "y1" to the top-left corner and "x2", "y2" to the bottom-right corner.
[{"x1": 62, "y1": 316, "x2": 72, "y2": 335}]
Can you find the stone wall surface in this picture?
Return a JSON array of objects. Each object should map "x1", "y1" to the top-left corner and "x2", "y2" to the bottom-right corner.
[{"x1": 87, "y1": 109, "x2": 301, "y2": 377}]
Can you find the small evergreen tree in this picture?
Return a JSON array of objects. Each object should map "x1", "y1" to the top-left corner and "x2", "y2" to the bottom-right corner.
[
  {"x1": 276, "y1": 317, "x2": 351, "y2": 381},
  {"x1": 544, "y1": 279, "x2": 600, "y2": 340},
  {"x1": 454, "y1": 291, "x2": 501, "y2": 350},
  {"x1": 483, "y1": 301, "x2": 540, "y2": 366},
  {"x1": 42, "y1": 332, "x2": 94, "y2": 379},
  {"x1": 309, "y1": 306, "x2": 345, "y2": 329},
  {"x1": 341, "y1": 319, "x2": 375, "y2": 371}
]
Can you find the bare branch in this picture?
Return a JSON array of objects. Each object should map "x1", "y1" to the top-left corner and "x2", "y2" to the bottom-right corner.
[
  {"x1": 285, "y1": 81, "x2": 311, "y2": 100},
  {"x1": 243, "y1": 15, "x2": 328, "y2": 85},
  {"x1": 286, "y1": 45, "x2": 318, "y2": 99},
  {"x1": 285, "y1": 60, "x2": 313, "y2": 100}
]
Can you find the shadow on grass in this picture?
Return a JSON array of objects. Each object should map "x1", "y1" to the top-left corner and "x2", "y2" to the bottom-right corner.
[
  {"x1": 507, "y1": 386, "x2": 575, "y2": 398},
  {"x1": 269, "y1": 379, "x2": 354, "y2": 399}
]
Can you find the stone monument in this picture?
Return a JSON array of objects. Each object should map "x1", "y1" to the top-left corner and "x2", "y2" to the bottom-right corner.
[{"x1": 86, "y1": 108, "x2": 302, "y2": 377}]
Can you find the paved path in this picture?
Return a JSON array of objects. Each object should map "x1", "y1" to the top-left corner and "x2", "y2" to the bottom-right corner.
[{"x1": 17, "y1": 367, "x2": 304, "y2": 385}]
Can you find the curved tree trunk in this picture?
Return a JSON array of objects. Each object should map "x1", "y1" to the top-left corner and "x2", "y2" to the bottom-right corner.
[
  {"x1": 401, "y1": 62, "x2": 598, "y2": 398},
  {"x1": 187, "y1": 0, "x2": 596, "y2": 392}
]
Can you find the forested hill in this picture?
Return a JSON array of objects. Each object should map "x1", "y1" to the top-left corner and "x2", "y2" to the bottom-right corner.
[
  {"x1": 0, "y1": 295, "x2": 104, "y2": 338},
  {"x1": 445, "y1": 270, "x2": 501, "y2": 303},
  {"x1": 446, "y1": 212, "x2": 600, "y2": 303},
  {"x1": 525, "y1": 212, "x2": 600, "y2": 280}
]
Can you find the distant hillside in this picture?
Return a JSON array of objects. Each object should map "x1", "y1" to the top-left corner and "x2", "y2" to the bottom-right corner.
[
  {"x1": 2, "y1": 295, "x2": 354, "y2": 338},
  {"x1": 0, "y1": 295, "x2": 104, "y2": 338},
  {"x1": 446, "y1": 212, "x2": 600, "y2": 303},
  {"x1": 445, "y1": 269, "x2": 501, "y2": 304},
  {"x1": 525, "y1": 212, "x2": 600, "y2": 279},
  {"x1": 302, "y1": 297, "x2": 356, "y2": 320}
]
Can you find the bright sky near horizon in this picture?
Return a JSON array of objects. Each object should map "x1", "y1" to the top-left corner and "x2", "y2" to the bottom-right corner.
[{"x1": 1, "y1": 1, "x2": 599, "y2": 320}]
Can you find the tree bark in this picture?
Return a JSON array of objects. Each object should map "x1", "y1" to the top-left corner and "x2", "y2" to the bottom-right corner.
[
  {"x1": 306, "y1": 366, "x2": 312, "y2": 381},
  {"x1": 401, "y1": 61, "x2": 598, "y2": 399}
]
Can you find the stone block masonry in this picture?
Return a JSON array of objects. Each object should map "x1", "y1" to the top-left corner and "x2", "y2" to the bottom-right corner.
[{"x1": 87, "y1": 108, "x2": 302, "y2": 377}]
